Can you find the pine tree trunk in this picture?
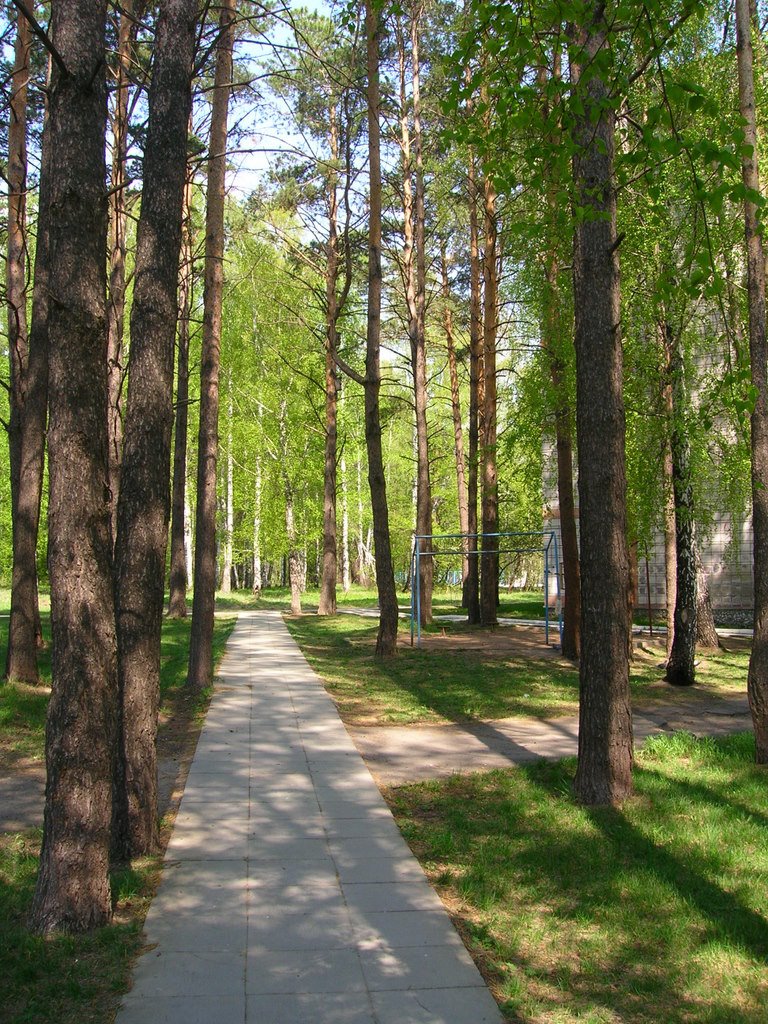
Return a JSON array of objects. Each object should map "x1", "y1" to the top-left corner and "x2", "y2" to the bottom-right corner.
[
  {"x1": 220, "y1": 379, "x2": 234, "y2": 594},
  {"x1": 318, "y1": 104, "x2": 341, "y2": 615},
  {"x1": 569, "y1": 10, "x2": 633, "y2": 806},
  {"x1": 106, "y1": 1, "x2": 140, "y2": 542},
  {"x1": 365, "y1": 0, "x2": 398, "y2": 657},
  {"x1": 480, "y1": 156, "x2": 499, "y2": 627},
  {"x1": 663, "y1": 326, "x2": 697, "y2": 686},
  {"x1": 466, "y1": 147, "x2": 482, "y2": 624},
  {"x1": 29, "y1": 0, "x2": 117, "y2": 934},
  {"x1": 188, "y1": 0, "x2": 235, "y2": 690},
  {"x1": 113, "y1": 0, "x2": 198, "y2": 860},
  {"x1": 6, "y1": 7, "x2": 29, "y2": 528},
  {"x1": 6, "y1": 11, "x2": 44, "y2": 686},
  {"x1": 442, "y1": 246, "x2": 470, "y2": 595},
  {"x1": 736, "y1": 0, "x2": 768, "y2": 760},
  {"x1": 168, "y1": 172, "x2": 194, "y2": 618}
]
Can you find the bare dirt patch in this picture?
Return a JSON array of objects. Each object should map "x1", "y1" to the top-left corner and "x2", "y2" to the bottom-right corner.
[{"x1": 402, "y1": 622, "x2": 570, "y2": 662}]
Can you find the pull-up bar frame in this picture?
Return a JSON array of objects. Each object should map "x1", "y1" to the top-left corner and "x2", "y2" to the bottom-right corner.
[{"x1": 409, "y1": 531, "x2": 562, "y2": 649}]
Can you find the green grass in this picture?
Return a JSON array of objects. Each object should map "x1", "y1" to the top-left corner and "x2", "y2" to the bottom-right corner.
[
  {"x1": 0, "y1": 611, "x2": 236, "y2": 767},
  {"x1": 284, "y1": 613, "x2": 750, "y2": 725},
  {"x1": 0, "y1": 601, "x2": 238, "y2": 1024},
  {"x1": 0, "y1": 831, "x2": 154, "y2": 1024},
  {"x1": 386, "y1": 731, "x2": 768, "y2": 1024}
]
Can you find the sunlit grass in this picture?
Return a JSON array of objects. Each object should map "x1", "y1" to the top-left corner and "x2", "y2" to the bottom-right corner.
[
  {"x1": 284, "y1": 613, "x2": 750, "y2": 725},
  {"x1": 387, "y1": 732, "x2": 768, "y2": 1024}
]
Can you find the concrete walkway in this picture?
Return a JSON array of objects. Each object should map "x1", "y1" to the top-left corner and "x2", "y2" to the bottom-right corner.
[{"x1": 115, "y1": 610, "x2": 503, "y2": 1024}]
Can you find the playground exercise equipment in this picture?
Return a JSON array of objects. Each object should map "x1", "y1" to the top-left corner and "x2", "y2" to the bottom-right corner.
[{"x1": 409, "y1": 531, "x2": 563, "y2": 649}]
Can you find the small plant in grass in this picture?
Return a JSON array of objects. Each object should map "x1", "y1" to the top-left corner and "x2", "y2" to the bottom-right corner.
[{"x1": 386, "y1": 732, "x2": 768, "y2": 1024}]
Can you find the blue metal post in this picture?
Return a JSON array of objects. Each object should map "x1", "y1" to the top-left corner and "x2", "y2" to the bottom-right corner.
[
  {"x1": 544, "y1": 542, "x2": 550, "y2": 645},
  {"x1": 416, "y1": 541, "x2": 422, "y2": 648}
]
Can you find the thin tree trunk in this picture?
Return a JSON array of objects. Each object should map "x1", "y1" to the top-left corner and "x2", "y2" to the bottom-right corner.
[
  {"x1": 318, "y1": 102, "x2": 341, "y2": 616},
  {"x1": 543, "y1": 254, "x2": 581, "y2": 660},
  {"x1": 341, "y1": 453, "x2": 351, "y2": 592},
  {"x1": 539, "y1": 52, "x2": 581, "y2": 660},
  {"x1": 441, "y1": 245, "x2": 470, "y2": 594},
  {"x1": 113, "y1": 0, "x2": 198, "y2": 861},
  {"x1": 736, "y1": 0, "x2": 768, "y2": 760},
  {"x1": 252, "y1": 447, "x2": 262, "y2": 594},
  {"x1": 569, "y1": 10, "x2": 633, "y2": 806},
  {"x1": 280, "y1": 401, "x2": 301, "y2": 614},
  {"x1": 29, "y1": 0, "x2": 117, "y2": 934},
  {"x1": 107, "y1": 1, "x2": 139, "y2": 541},
  {"x1": 364, "y1": 0, "x2": 398, "y2": 656},
  {"x1": 6, "y1": 7, "x2": 30, "y2": 527},
  {"x1": 168, "y1": 171, "x2": 194, "y2": 618},
  {"x1": 411, "y1": 8, "x2": 433, "y2": 624},
  {"x1": 696, "y1": 553, "x2": 721, "y2": 649},
  {"x1": 480, "y1": 147, "x2": 499, "y2": 627},
  {"x1": 663, "y1": 434, "x2": 677, "y2": 655},
  {"x1": 466, "y1": 147, "x2": 482, "y2": 624},
  {"x1": 663, "y1": 325, "x2": 697, "y2": 686},
  {"x1": 188, "y1": 0, "x2": 235, "y2": 690},
  {"x1": 6, "y1": 11, "x2": 43, "y2": 686},
  {"x1": 220, "y1": 377, "x2": 234, "y2": 594}
]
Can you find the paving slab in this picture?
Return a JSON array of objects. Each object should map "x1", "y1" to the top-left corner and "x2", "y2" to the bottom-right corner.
[{"x1": 115, "y1": 610, "x2": 505, "y2": 1024}]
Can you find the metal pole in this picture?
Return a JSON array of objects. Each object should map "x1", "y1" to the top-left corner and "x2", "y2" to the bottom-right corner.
[
  {"x1": 544, "y1": 540, "x2": 550, "y2": 645},
  {"x1": 416, "y1": 541, "x2": 422, "y2": 648},
  {"x1": 553, "y1": 532, "x2": 563, "y2": 648},
  {"x1": 410, "y1": 544, "x2": 415, "y2": 646}
]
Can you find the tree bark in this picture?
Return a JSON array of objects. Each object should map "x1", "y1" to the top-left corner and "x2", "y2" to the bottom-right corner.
[
  {"x1": 480, "y1": 151, "x2": 499, "y2": 627},
  {"x1": 341, "y1": 452, "x2": 351, "y2": 592},
  {"x1": 318, "y1": 101, "x2": 342, "y2": 616},
  {"x1": 663, "y1": 433, "x2": 677, "y2": 656},
  {"x1": 113, "y1": 0, "x2": 198, "y2": 861},
  {"x1": 410, "y1": 9, "x2": 433, "y2": 625},
  {"x1": 736, "y1": 0, "x2": 768, "y2": 760},
  {"x1": 29, "y1": 0, "x2": 117, "y2": 934},
  {"x1": 106, "y1": 0, "x2": 141, "y2": 542},
  {"x1": 220, "y1": 377, "x2": 234, "y2": 594},
  {"x1": 6, "y1": 10, "x2": 44, "y2": 686},
  {"x1": 168, "y1": 170, "x2": 195, "y2": 618},
  {"x1": 188, "y1": 0, "x2": 235, "y2": 689},
  {"x1": 569, "y1": 10, "x2": 633, "y2": 806},
  {"x1": 442, "y1": 245, "x2": 470, "y2": 595},
  {"x1": 539, "y1": 52, "x2": 581, "y2": 660},
  {"x1": 280, "y1": 401, "x2": 302, "y2": 614},
  {"x1": 6, "y1": 7, "x2": 30, "y2": 529},
  {"x1": 466, "y1": 147, "x2": 482, "y2": 624},
  {"x1": 696, "y1": 553, "x2": 721, "y2": 649},
  {"x1": 663, "y1": 326, "x2": 697, "y2": 686},
  {"x1": 364, "y1": 0, "x2": 399, "y2": 656}
]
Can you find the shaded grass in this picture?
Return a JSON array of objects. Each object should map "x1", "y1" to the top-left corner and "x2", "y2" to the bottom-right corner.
[
  {"x1": 0, "y1": 606, "x2": 237, "y2": 1024},
  {"x1": 0, "y1": 830, "x2": 156, "y2": 1024},
  {"x1": 284, "y1": 613, "x2": 750, "y2": 725},
  {"x1": 0, "y1": 606, "x2": 235, "y2": 767},
  {"x1": 386, "y1": 732, "x2": 768, "y2": 1024}
]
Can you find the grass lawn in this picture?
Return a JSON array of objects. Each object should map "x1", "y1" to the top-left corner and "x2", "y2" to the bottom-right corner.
[
  {"x1": 0, "y1": 599, "x2": 236, "y2": 1024},
  {"x1": 283, "y1": 612, "x2": 750, "y2": 725},
  {"x1": 386, "y1": 731, "x2": 768, "y2": 1024}
]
